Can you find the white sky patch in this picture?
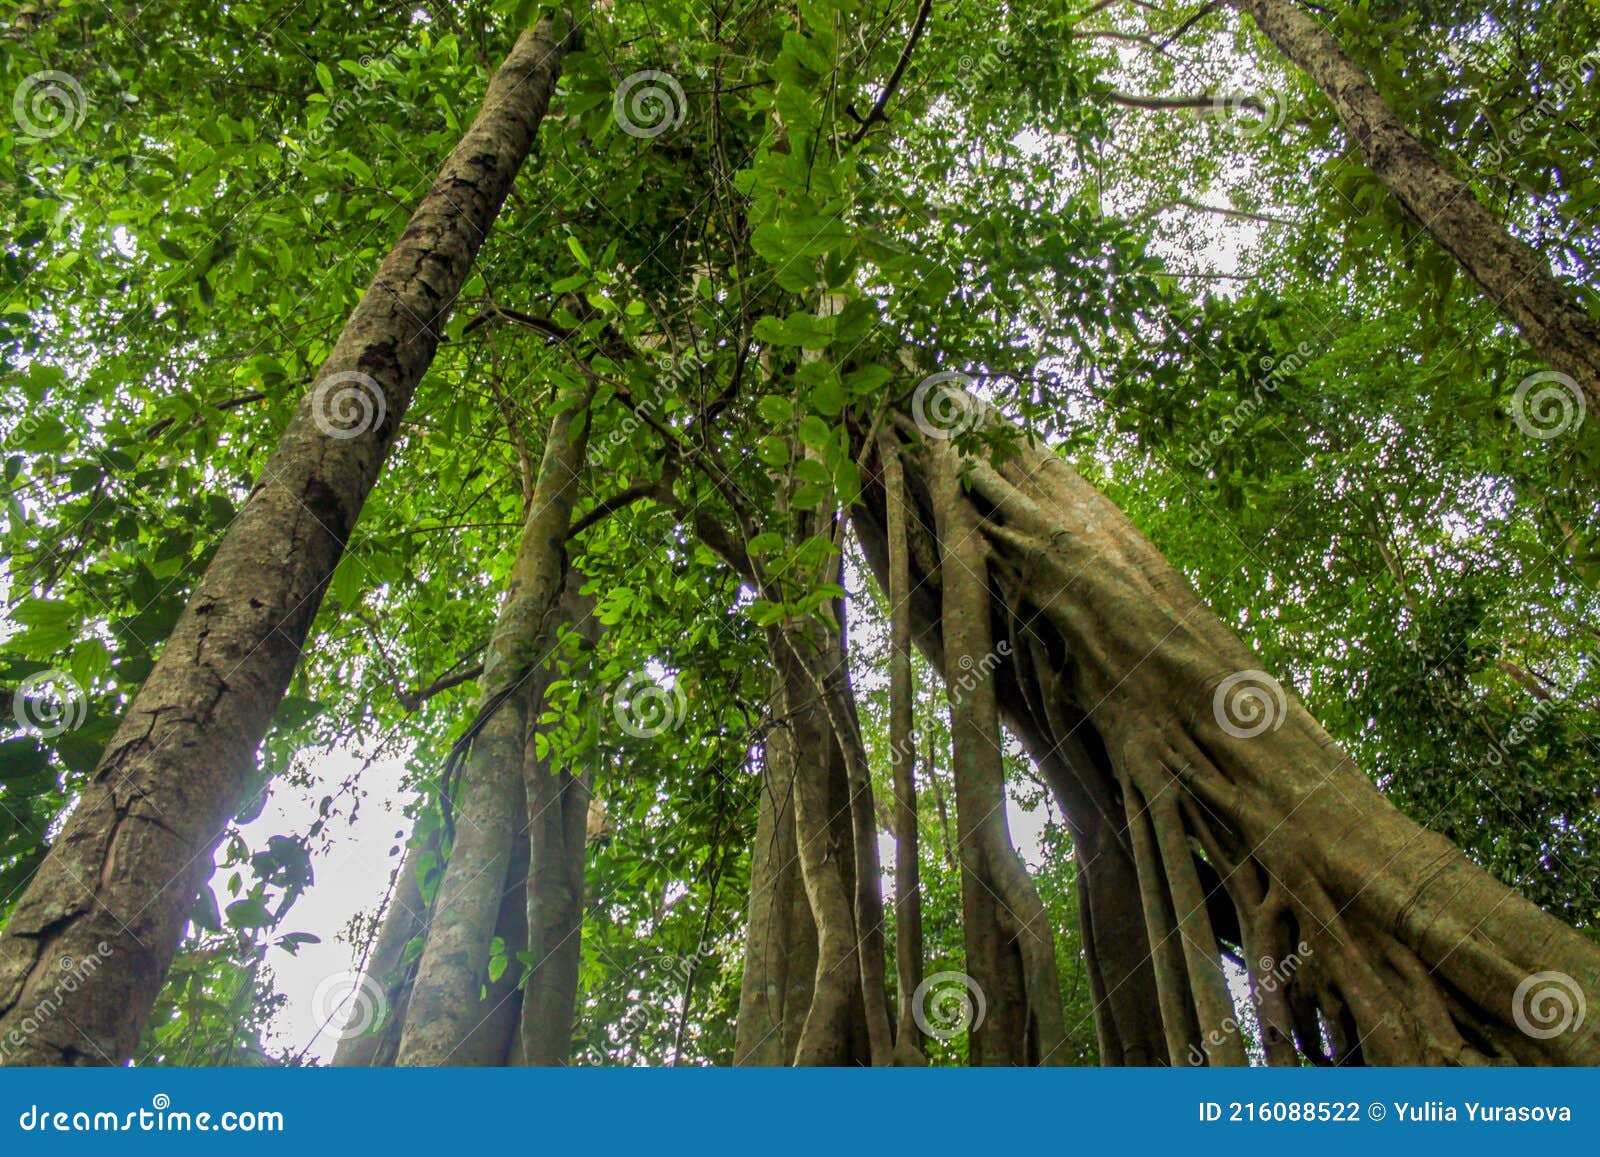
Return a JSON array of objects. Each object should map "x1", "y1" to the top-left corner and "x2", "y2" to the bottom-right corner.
[{"x1": 233, "y1": 748, "x2": 414, "y2": 1062}]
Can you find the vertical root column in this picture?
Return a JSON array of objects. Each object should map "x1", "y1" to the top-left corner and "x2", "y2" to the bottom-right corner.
[
  {"x1": 881, "y1": 436, "x2": 927, "y2": 1065},
  {"x1": 933, "y1": 449, "x2": 1067, "y2": 1065},
  {"x1": 768, "y1": 630, "x2": 863, "y2": 1066}
]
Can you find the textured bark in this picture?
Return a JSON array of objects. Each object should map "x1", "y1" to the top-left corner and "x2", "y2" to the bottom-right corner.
[
  {"x1": 1232, "y1": 0, "x2": 1600, "y2": 409},
  {"x1": 519, "y1": 588, "x2": 600, "y2": 1065},
  {"x1": 396, "y1": 402, "x2": 590, "y2": 1065},
  {"x1": 932, "y1": 449, "x2": 1068, "y2": 1066},
  {"x1": 880, "y1": 436, "x2": 927, "y2": 1063},
  {"x1": 856, "y1": 398, "x2": 1600, "y2": 1065},
  {"x1": 769, "y1": 629, "x2": 862, "y2": 1065},
  {"x1": 338, "y1": 586, "x2": 592, "y2": 1069},
  {"x1": 733, "y1": 666, "x2": 821, "y2": 1065},
  {"x1": 860, "y1": 435, "x2": 1165, "y2": 1066},
  {"x1": 779, "y1": 613, "x2": 896, "y2": 1066},
  {"x1": 1005, "y1": 686, "x2": 1167, "y2": 1065},
  {"x1": 0, "y1": 21, "x2": 570, "y2": 1066},
  {"x1": 452, "y1": 825, "x2": 531, "y2": 1066},
  {"x1": 726, "y1": 612, "x2": 879, "y2": 1066}
]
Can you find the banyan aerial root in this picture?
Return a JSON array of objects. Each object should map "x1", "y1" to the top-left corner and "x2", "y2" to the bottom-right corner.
[{"x1": 851, "y1": 393, "x2": 1600, "y2": 1066}]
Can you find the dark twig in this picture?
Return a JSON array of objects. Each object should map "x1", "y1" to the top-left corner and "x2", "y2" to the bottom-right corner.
[{"x1": 847, "y1": 0, "x2": 934, "y2": 145}]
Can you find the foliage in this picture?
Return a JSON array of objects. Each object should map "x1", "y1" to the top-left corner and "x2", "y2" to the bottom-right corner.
[{"x1": 2, "y1": 0, "x2": 1597, "y2": 1062}]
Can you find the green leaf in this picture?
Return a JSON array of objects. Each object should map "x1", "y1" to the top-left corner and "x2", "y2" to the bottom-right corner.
[
  {"x1": 756, "y1": 435, "x2": 790, "y2": 468},
  {"x1": 811, "y1": 376, "x2": 843, "y2": 417},
  {"x1": 758, "y1": 395, "x2": 792, "y2": 426},
  {"x1": 799, "y1": 415, "x2": 832, "y2": 451},
  {"x1": 156, "y1": 238, "x2": 191, "y2": 263},
  {"x1": 224, "y1": 896, "x2": 274, "y2": 930},
  {"x1": 0, "y1": 739, "x2": 50, "y2": 784},
  {"x1": 191, "y1": 888, "x2": 223, "y2": 933}
]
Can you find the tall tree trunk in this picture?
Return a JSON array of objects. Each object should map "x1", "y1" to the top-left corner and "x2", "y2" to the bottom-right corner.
[
  {"x1": 1231, "y1": 0, "x2": 1600, "y2": 410},
  {"x1": 732, "y1": 626, "x2": 872, "y2": 1065},
  {"x1": 778, "y1": 610, "x2": 896, "y2": 1066},
  {"x1": 0, "y1": 20, "x2": 570, "y2": 1066},
  {"x1": 453, "y1": 826, "x2": 533, "y2": 1066},
  {"x1": 339, "y1": 584, "x2": 593, "y2": 1069},
  {"x1": 855, "y1": 398, "x2": 1600, "y2": 1065},
  {"x1": 396, "y1": 402, "x2": 590, "y2": 1065},
  {"x1": 519, "y1": 586, "x2": 600, "y2": 1065},
  {"x1": 733, "y1": 668, "x2": 821, "y2": 1065},
  {"x1": 767, "y1": 628, "x2": 865, "y2": 1065}
]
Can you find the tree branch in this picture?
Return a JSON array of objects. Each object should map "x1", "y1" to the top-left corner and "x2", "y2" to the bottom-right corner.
[
  {"x1": 847, "y1": 0, "x2": 934, "y2": 145},
  {"x1": 566, "y1": 478, "x2": 674, "y2": 539}
]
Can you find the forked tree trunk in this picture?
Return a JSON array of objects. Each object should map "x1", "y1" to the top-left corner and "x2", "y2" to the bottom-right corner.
[
  {"x1": 778, "y1": 610, "x2": 896, "y2": 1066},
  {"x1": 765, "y1": 627, "x2": 868, "y2": 1065},
  {"x1": 733, "y1": 668, "x2": 823, "y2": 1065},
  {"x1": 396, "y1": 403, "x2": 589, "y2": 1065},
  {"x1": 336, "y1": 586, "x2": 593, "y2": 1068},
  {"x1": 855, "y1": 398, "x2": 1600, "y2": 1065},
  {"x1": 1231, "y1": 0, "x2": 1600, "y2": 411},
  {"x1": 0, "y1": 20, "x2": 570, "y2": 1066},
  {"x1": 733, "y1": 633, "x2": 870, "y2": 1066}
]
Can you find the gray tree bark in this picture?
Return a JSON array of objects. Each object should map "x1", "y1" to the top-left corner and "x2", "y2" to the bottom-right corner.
[
  {"x1": 0, "y1": 19, "x2": 571, "y2": 1066},
  {"x1": 396, "y1": 402, "x2": 590, "y2": 1065},
  {"x1": 854, "y1": 397, "x2": 1600, "y2": 1065},
  {"x1": 1233, "y1": 0, "x2": 1600, "y2": 413}
]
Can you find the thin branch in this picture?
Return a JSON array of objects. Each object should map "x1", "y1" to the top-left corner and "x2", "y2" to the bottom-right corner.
[
  {"x1": 846, "y1": 0, "x2": 934, "y2": 145},
  {"x1": 1157, "y1": 0, "x2": 1221, "y2": 50},
  {"x1": 1104, "y1": 89, "x2": 1261, "y2": 113},
  {"x1": 1144, "y1": 196, "x2": 1294, "y2": 225},
  {"x1": 566, "y1": 478, "x2": 673, "y2": 540},
  {"x1": 143, "y1": 391, "x2": 269, "y2": 438},
  {"x1": 397, "y1": 659, "x2": 487, "y2": 712}
]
